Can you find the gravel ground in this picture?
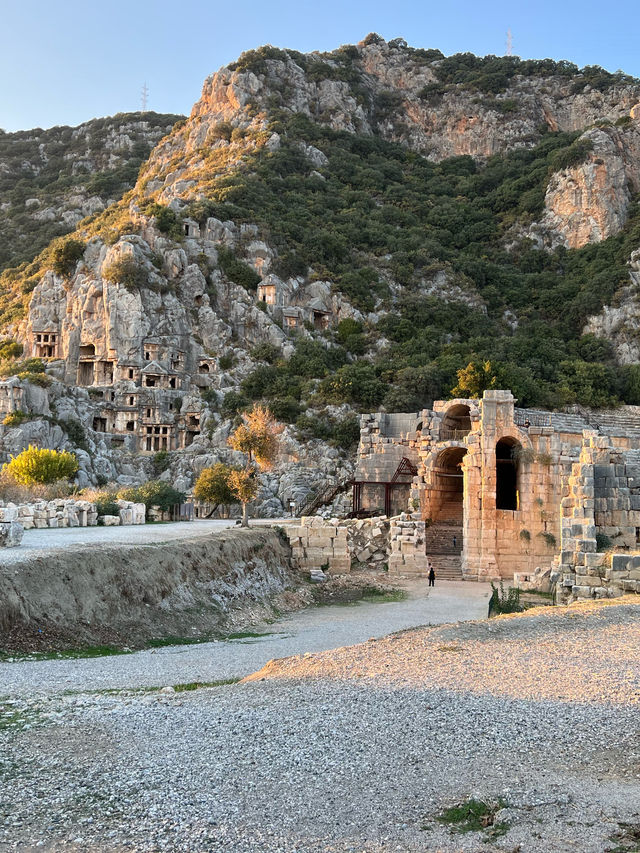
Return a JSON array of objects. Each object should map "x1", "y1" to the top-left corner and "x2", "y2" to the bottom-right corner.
[
  {"x1": 1, "y1": 597, "x2": 638, "y2": 852},
  {"x1": 0, "y1": 580, "x2": 489, "y2": 696}
]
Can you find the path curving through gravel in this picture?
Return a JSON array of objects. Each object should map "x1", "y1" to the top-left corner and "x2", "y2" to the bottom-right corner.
[{"x1": 0, "y1": 580, "x2": 489, "y2": 697}]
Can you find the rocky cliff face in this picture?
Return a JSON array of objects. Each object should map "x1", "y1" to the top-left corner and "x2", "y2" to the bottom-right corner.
[
  {"x1": 0, "y1": 112, "x2": 183, "y2": 271},
  {"x1": 1, "y1": 37, "x2": 640, "y2": 508},
  {"x1": 527, "y1": 124, "x2": 640, "y2": 249}
]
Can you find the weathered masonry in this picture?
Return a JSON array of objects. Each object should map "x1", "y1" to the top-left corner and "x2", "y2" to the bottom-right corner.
[{"x1": 354, "y1": 390, "x2": 640, "y2": 597}]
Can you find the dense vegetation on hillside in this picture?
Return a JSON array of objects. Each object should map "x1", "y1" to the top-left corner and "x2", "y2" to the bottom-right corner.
[
  {"x1": 0, "y1": 111, "x2": 183, "y2": 271},
  {"x1": 182, "y1": 111, "x2": 640, "y2": 414},
  {"x1": 3, "y1": 42, "x2": 640, "y2": 425}
]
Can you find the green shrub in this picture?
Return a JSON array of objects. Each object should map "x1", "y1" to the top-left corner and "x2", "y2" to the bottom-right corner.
[
  {"x1": 331, "y1": 415, "x2": 360, "y2": 449},
  {"x1": 488, "y1": 581, "x2": 523, "y2": 615},
  {"x1": 152, "y1": 450, "x2": 170, "y2": 476},
  {"x1": 3, "y1": 409, "x2": 29, "y2": 426},
  {"x1": 218, "y1": 352, "x2": 235, "y2": 370},
  {"x1": 62, "y1": 418, "x2": 87, "y2": 450},
  {"x1": 220, "y1": 391, "x2": 248, "y2": 418},
  {"x1": 217, "y1": 246, "x2": 261, "y2": 291},
  {"x1": 596, "y1": 532, "x2": 613, "y2": 552},
  {"x1": 95, "y1": 493, "x2": 120, "y2": 517},
  {"x1": 211, "y1": 122, "x2": 233, "y2": 142},
  {"x1": 250, "y1": 342, "x2": 281, "y2": 363},
  {"x1": 118, "y1": 480, "x2": 185, "y2": 513},
  {"x1": 268, "y1": 397, "x2": 301, "y2": 422},
  {"x1": 4, "y1": 445, "x2": 78, "y2": 485},
  {"x1": 0, "y1": 340, "x2": 23, "y2": 360},
  {"x1": 102, "y1": 256, "x2": 149, "y2": 291},
  {"x1": 17, "y1": 371, "x2": 52, "y2": 387},
  {"x1": 51, "y1": 238, "x2": 85, "y2": 277}
]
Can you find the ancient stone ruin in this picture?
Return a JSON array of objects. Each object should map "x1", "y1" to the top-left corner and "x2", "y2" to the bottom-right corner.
[{"x1": 289, "y1": 389, "x2": 640, "y2": 602}]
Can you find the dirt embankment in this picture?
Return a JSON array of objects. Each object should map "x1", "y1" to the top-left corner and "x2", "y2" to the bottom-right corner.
[{"x1": 0, "y1": 528, "x2": 304, "y2": 652}]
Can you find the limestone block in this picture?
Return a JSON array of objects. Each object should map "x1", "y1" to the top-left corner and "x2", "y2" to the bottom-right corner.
[
  {"x1": 34, "y1": 519, "x2": 47, "y2": 529},
  {"x1": 328, "y1": 557, "x2": 351, "y2": 575},
  {"x1": 101, "y1": 515, "x2": 120, "y2": 526},
  {"x1": 21, "y1": 517, "x2": 34, "y2": 530},
  {"x1": 0, "y1": 521, "x2": 23, "y2": 547},
  {"x1": 610, "y1": 554, "x2": 630, "y2": 573},
  {"x1": 307, "y1": 536, "x2": 334, "y2": 550}
]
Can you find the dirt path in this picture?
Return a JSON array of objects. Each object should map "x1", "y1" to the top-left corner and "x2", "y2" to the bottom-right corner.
[
  {"x1": 0, "y1": 580, "x2": 489, "y2": 697},
  {"x1": 0, "y1": 518, "x2": 295, "y2": 565}
]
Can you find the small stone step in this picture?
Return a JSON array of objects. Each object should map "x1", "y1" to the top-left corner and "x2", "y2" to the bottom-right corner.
[{"x1": 428, "y1": 554, "x2": 463, "y2": 581}]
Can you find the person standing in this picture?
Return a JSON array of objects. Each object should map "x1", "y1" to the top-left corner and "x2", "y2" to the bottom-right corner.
[{"x1": 428, "y1": 561, "x2": 436, "y2": 588}]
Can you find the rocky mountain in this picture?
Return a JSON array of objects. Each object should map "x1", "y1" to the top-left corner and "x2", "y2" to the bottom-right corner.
[
  {"x1": 1, "y1": 35, "x2": 640, "y2": 509},
  {"x1": 0, "y1": 112, "x2": 184, "y2": 271}
]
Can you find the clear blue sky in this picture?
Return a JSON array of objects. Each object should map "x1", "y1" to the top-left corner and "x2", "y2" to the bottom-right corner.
[{"x1": 2, "y1": 0, "x2": 639, "y2": 132}]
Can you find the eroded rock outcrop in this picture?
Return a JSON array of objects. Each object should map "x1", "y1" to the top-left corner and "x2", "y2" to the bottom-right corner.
[{"x1": 529, "y1": 123, "x2": 640, "y2": 248}]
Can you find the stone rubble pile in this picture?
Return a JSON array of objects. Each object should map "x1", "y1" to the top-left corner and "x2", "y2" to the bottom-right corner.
[
  {"x1": 344, "y1": 516, "x2": 390, "y2": 570},
  {"x1": 0, "y1": 499, "x2": 145, "y2": 533}
]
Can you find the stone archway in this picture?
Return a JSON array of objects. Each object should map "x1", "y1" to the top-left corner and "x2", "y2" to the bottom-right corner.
[
  {"x1": 431, "y1": 446, "x2": 467, "y2": 523},
  {"x1": 440, "y1": 404, "x2": 472, "y2": 441},
  {"x1": 424, "y1": 446, "x2": 467, "y2": 579}
]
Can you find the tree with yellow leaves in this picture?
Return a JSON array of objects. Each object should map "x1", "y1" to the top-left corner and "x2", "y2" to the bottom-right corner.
[{"x1": 228, "y1": 404, "x2": 283, "y2": 526}]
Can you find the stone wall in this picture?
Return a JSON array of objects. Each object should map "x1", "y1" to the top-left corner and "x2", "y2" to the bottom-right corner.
[
  {"x1": 287, "y1": 515, "x2": 391, "y2": 575},
  {"x1": 388, "y1": 513, "x2": 427, "y2": 576},
  {"x1": 288, "y1": 517, "x2": 350, "y2": 575},
  {"x1": 555, "y1": 432, "x2": 640, "y2": 601}
]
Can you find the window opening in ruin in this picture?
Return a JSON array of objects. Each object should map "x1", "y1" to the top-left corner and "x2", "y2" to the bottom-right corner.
[
  {"x1": 169, "y1": 377, "x2": 177, "y2": 389},
  {"x1": 184, "y1": 224, "x2": 190, "y2": 236},
  {"x1": 128, "y1": 396, "x2": 135, "y2": 406},
  {"x1": 126, "y1": 421, "x2": 135, "y2": 431},
  {"x1": 93, "y1": 417, "x2": 107, "y2": 433},
  {"x1": 79, "y1": 343, "x2": 95, "y2": 359},
  {"x1": 144, "y1": 376, "x2": 156, "y2": 387},
  {"x1": 198, "y1": 362, "x2": 210, "y2": 374},
  {"x1": 145, "y1": 351, "x2": 150, "y2": 360},
  {"x1": 128, "y1": 369, "x2": 135, "y2": 379},
  {"x1": 146, "y1": 408, "x2": 152, "y2": 418},
  {"x1": 496, "y1": 438, "x2": 521, "y2": 511},
  {"x1": 440, "y1": 404, "x2": 472, "y2": 442}
]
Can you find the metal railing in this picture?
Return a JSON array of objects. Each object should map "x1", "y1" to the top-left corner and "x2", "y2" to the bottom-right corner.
[
  {"x1": 514, "y1": 410, "x2": 552, "y2": 428},
  {"x1": 439, "y1": 427, "x2": 470, "y2": 442}
]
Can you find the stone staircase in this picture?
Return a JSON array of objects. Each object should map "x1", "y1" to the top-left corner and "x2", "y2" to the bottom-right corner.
[
  {"x1": 425, "y1": 521, "x2": 463, "y2": 580},
  {"x1": 429, "y1": 554, "x2": 463, "y2": 581}
]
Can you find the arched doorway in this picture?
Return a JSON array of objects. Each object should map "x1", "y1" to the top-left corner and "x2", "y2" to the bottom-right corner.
[
  {"x1": 496, "y1": 437, "x2": 521, "y2": 510},
  {"x1": 440, "y1": 405, "x2": 471, "y2": 441},
  {"x1": 425, "y1": 446, "x2": 467, "y2": 579},
  {"x1": 432, "y1": 447, "x2": 467, "y2": 522}
]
